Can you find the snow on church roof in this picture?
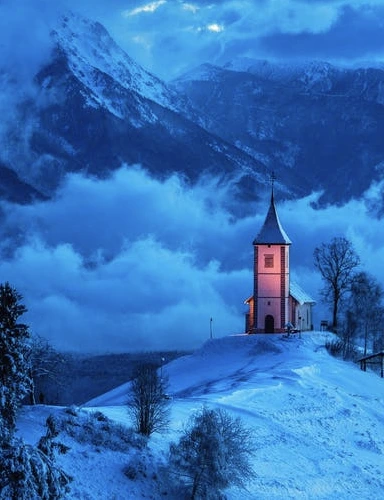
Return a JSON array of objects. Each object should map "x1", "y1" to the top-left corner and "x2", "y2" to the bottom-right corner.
[
  {"x1": 253, "y1": 192, "x2": 291, "y2": 245},
  {"x1": 290, "y1": 281, "x2": 316, "y2": 305}
]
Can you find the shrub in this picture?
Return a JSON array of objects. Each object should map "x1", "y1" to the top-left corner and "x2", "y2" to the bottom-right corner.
[
  {"x1": 325, "y1": 339, "x2": 344, "y2": 357},
  {"x1": 59, "y1": 409, "x2": 145, "y2": 452},
  {"x1": 0, "y1": 437, "x2": 71, "y2": 500},
  {"x1": 168, "y1": 407, "x2": 255, "y2": 499}
]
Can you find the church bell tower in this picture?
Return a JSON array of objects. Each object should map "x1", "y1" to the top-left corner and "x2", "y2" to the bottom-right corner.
[{"x1": 246, "y1": 182, "x2": 291, "y2": 333}]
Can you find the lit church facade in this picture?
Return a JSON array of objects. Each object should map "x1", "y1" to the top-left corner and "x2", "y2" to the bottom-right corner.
[{"x1": 245, "y1": 189, "x2": 315, "y2": 334}]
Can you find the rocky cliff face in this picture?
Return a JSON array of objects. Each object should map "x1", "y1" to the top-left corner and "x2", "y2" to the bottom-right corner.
[
  {"x1": 173, "y1": 59, "x2": 384, "y2": 205},
  {"x1": 0, "y1": 13, "x2": 269, "y2": 206}
]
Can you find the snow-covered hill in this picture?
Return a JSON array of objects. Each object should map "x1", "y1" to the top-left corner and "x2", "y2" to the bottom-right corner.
[{"x1": 17, "y1": 332, "x2": 384, "y2": 499}]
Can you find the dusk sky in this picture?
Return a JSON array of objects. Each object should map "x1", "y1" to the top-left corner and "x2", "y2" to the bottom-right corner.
[
  {"x1": 1, "y1": 0, "x2": 384, "y2": 352},
  {"x1": 76, "y1": 0, "x2": 384, "y2": 78},
  {"x1": 2, "y1": 0, "x2": 384, "y2": 80}
]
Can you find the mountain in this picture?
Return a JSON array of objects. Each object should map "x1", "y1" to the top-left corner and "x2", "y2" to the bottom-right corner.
[
  {"x1": 18, "y1": 333, "x2": 384, "y2": 498},
  {"x1": 3, "y1": 13, "x2": 384, "y2": 209},
  {"x1": 172, "y1": 59, "x2": 384, "y2": 205},
  {"x1": 0, "y1": 163, "x2": 45, "y2": 204},
  {"x1": 1, "y1": 13, "x2": 273, "y2": 206}
]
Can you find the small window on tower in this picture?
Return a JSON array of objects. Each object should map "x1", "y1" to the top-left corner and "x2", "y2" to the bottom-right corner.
[{"x1": 265, "y1": 254, "x2": 274, "y2": 268}]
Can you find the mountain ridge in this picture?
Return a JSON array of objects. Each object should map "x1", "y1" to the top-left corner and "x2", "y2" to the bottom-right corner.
[
  {"x1": 172, "y1": 58, "x2": 384, "y2": 205},
  {"x1": 0, "y1": 12, "x2": 274, "y2": 206},
  {"x1": 1, "y1": 13, "x2": 384, "y2": 208}
]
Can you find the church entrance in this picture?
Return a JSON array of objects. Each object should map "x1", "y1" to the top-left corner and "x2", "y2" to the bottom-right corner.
[{"x1": 265, "y1": 315, "x2": 274, "y2": 333}]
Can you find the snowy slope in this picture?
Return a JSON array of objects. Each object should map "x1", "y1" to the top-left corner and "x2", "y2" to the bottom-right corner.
[{"x1": 17, "y1": 332, "x2": 384, "y2": 499}]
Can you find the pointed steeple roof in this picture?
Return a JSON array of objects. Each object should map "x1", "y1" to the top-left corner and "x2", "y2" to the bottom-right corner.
[{"x1": 253, "y1": 189, "x2": 291, "y2": 245}]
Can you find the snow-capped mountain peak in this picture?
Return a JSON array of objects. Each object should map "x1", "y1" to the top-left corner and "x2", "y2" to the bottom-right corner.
[{"x1": 51, "y1": 12, "x2": 190, "y2": 115}]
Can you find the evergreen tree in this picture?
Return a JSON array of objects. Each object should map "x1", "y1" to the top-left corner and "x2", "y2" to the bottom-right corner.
[
  {"x1": 0, "y1": 283, "x2": 71, "y2": 499},
  {"x1": 0, "y1": 282, "x2": 32, "y2": 444}
]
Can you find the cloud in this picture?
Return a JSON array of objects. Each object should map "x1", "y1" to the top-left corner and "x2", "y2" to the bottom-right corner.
[
  {"x1": 206, "y1": 23, "x2": 224, "y2": 33},
  {"x1": 90, "y1": 0, "x2": 384, "y2": 78},
  {"x1": 2, "y1": 236, "x2": 245, "y2": 353},
  {"x1": 0, "y1": 0, "x2": 60, "y2": 78},
  {"x1": 0, "y1": 167, "x2": 253, "y2": 352},
  {"x1": 0, "y1": 0, "x2": 63, "y2": 151},
  {"x1": 278, "y1": 186, "x2": 384, "y2": 312},
  {"x1": 1, "y1": 0, "x2": 383, "y2": 83},
  {"x1": 105, "y1": 0, "x2": 341, "y2": 78},
  {"x1": 123, "y1": 0, "x2": 167, "y2": 17},
  {"x1": 0, "y1": 165, "x2": 383, "y2": 353},
  {"x1": 259, "y1": 4, "x2": 384, "y2": 61}
]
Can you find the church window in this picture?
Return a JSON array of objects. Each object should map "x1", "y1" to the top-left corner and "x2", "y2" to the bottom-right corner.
[{"x1": 265, "y1": 254, "x2": 274, "y2": 268}]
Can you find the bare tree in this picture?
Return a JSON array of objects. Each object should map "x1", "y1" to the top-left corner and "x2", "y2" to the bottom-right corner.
[
  {"x1": 127, "y1": 363, "x2": 170, "y2": 437},
  {"x1": 314, "y1": 237, "x2": 360, "y2": 332},
  {"x1": 347, "y1": 271, "x2": 384, "y2": 356},
  {"x1": 338, "y1": 309, "x2": 359, "y2": 359},
  {"x1": 29, "y1": 335, "x2": 66, "y2": 405}
]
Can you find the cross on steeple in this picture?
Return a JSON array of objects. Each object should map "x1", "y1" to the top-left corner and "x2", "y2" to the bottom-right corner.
[
  {"x1": 270, "y1": 171, "x2": 276, "y2": 192},
  {"x1": 269, "y1": 171, "x2": 276, "y2": 202}
]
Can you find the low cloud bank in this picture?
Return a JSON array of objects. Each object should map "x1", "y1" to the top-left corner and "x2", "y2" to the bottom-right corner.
[
  {"x1": 0, "y1": 166, "x2": 382, "y2": 352},
  {"x1": 0, "y1": 167, "x2": 251, "y2": 352}
]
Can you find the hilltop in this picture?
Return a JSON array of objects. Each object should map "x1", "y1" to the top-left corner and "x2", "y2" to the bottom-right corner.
[{"x1": 17, "y1": 332, "x2": 384, "y2": 498}]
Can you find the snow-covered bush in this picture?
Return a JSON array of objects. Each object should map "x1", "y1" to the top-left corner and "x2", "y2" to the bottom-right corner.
[
  {"x1": 38, "y1": 415, "x2": 70, "y2": 460},
  {"x1": 59, "y1": 409, "x2": 146, "y2": 451},
  {"x1": 123, "y1": 452, "x2": 151, "y2": 480},
  {"x1": 123, "y1": 449, "x2": 170, "y2": 498},
  {"x1": 168, "y1": 407, "x2": 255, "y2": 499},
  {"x1": 0, "y1": 437, "x2": 71, "y2": 500}
]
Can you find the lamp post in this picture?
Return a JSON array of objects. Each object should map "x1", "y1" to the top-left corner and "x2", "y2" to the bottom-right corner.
[{"x1": 210, "y1": 317, "x2": 213, "y2": 339}]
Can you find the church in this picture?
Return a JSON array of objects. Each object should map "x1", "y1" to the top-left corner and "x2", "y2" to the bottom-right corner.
[{"x1": 245, "y1": 186, "x2": 315, "y2": 334}]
